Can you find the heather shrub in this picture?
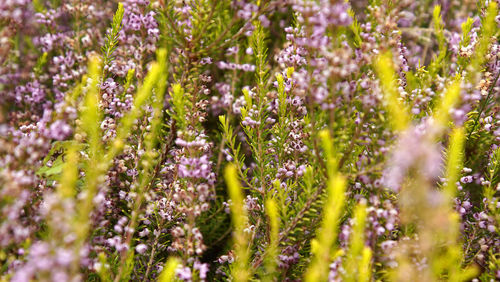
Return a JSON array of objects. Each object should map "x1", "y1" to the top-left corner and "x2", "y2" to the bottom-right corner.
[{"x1": 0, "y1": 0, "x2": 499, "y2": 281}]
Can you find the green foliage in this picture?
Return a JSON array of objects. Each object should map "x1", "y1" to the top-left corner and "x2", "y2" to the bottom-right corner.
[
  {"x1": 487, "y1": 147, "x2": 500, "y2": 189},
  {"x1": 433, "y1": 80, "x2": 461, "y2": 127},
  {"x1": 57, "y1": 143, "x2": 80, "y2": 198},
  {"x1": 107, "y1": 61, "x2": 161, "y2": 159},
  {"x1": 33, "y1": 52, "x2": 48, "y2": 76},
  {"x1": 348, "y1": 8, "x2": 363, "y2": 48},
  {"x1": 81, "y1": 56, "x2": 103, "y2": 158},
  {"x1": 158, "y1": 257, "x2": 181, "y2": 282},
  {"x1": 428, "y1": 5, "x2": 447, "y2": 76},
  {"x1": 304, "y1": 130, "x2": 346, "y2": 282},
  {"x1": 251, "y1": 21, "x2": 269, "y2": 97},
  {"x1": 342, "y1": 201, "x2": 370, "y2": 282},
  {"x1": 32, "y1": 0, "x2": 45, "y2": 13},
  {"x1": 432, "y1": 5, "x2": 446, "y2": 54},
  {"x1": 121, "y1": 252, "x2": 135, "y2": 282},
  {"x1": 101, "y1": 3, "x2": 125, "y2": 76},
  {"x1": 169, "y1": 84, "x2": 187, "y2": 129},
  {"x1": 262, "y1": 198, "x2": 279, "y2": 282},
  {"x1": 97, "y1": 252, "x2": 112, "y2": 282},
  {"x1": 438, "y1": 128, "x2": 477, "y2": 281},
  {"x1": 374, "y1": 52, "x2": 410, "y2": 132},
  {"x1": 224, "y1": 164, "x2": 251, "y2": 282},
  {"x1": 444, "y1": 127, "x2": 466, "y2": 196}
]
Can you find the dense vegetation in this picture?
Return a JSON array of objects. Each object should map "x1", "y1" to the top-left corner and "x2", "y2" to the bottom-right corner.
[{"x1": 0, "y1": 0, "x2": 499, "y2": 281}]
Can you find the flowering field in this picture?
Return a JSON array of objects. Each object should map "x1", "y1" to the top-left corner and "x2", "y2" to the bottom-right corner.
[{"x1": 1, "y1": 0, "x2": 500, "y2": 281}]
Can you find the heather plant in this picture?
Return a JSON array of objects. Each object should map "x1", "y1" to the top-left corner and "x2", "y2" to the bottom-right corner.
[{"x1": 0, "y1": 0, "x2": 499, "y2": 281}]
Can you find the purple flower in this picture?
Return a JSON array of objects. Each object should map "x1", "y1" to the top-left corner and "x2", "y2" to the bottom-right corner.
[
  {"x1": 48, "y1": 120, "x2": 72, "y2": 140},
  {"x1": 176, "y1": 266, "x2": 192, "y2": 281},
  {"x1": 135, "y1": 244, "x2": 148, "y2": 254},
  {"x1": 178, "y1": 155, "x2": 213, "y2": 179}
]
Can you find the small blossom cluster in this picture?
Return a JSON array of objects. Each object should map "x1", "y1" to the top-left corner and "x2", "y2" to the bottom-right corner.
[{"x1": 1, "y1": 0, "x2": 500, "y2": 281}]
